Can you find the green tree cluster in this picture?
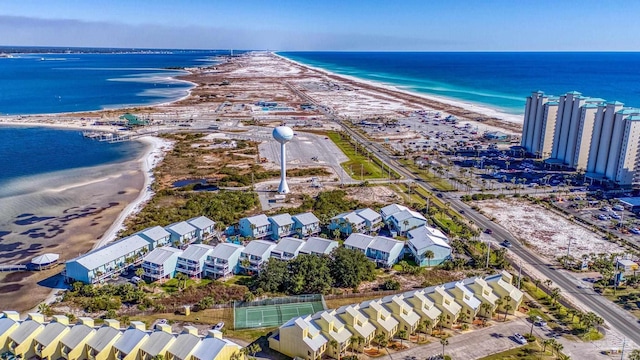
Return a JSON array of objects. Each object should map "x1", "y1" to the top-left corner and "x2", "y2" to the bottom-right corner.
[
  {"x1": 124, "y1": 190, "x2": 259, "y2": 234},
  {"x1": 253, "y1": 249, "x2": 376, "y2": 295}
]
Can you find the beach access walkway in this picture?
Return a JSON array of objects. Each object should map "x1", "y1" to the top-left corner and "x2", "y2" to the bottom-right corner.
[{"x1": 0, "y1": 264, "x2": 27, "y2": 272}]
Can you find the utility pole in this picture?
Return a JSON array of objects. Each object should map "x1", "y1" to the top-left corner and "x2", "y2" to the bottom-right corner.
[
  {"x1": 565, "y1": 238, "x2": 572, "y2": 268},
  {"x1": 620, "y1": 337, "x2": 626, "y2": 360},
  {"x1": 517, "y1": 261, "x2": 522, "y2": 288},
  {"x1": 486, "y1": 241, "x2": 491, "y2": 269}
]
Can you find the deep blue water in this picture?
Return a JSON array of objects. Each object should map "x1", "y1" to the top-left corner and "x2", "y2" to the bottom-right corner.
[
  {"x1": 0, "y1": 126, "x2": 145, "y2": 186},
  {"x1": 279, "y1": 52, "x2": 640, "y2": 114},
  {"x1": 0, "y1": 50, "x2": 226, "y2": 115}
]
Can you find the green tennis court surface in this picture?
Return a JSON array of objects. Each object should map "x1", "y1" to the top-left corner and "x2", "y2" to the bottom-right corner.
[{"x1": 234, "y1": 301, "x2": 325, "y2": 329}]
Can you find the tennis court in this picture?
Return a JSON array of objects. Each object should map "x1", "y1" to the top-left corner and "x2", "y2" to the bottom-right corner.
[{"x1": 234, "y1": 300, "x2": 325, "y2": 329}]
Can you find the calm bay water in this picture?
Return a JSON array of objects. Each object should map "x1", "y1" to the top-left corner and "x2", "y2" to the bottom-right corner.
[
  {"x1": 279, "y1": 52, "x2": 640, "y2": 114},
  {"x1": 0, "y1": 50, "x2": 225, "y2": 115}
]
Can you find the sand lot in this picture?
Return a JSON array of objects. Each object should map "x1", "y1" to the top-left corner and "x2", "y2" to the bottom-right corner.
[{"x1": 476, "y1": 199, "x2": 626, "y2": 259}]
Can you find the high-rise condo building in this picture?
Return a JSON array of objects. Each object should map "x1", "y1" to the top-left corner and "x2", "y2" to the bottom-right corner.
[{"x1": 521, "y1": 91, "x2": 640, "y2": 186}]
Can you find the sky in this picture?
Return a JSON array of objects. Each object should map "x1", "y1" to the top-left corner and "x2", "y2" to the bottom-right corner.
[{"x1": 2, "y1": 0, "x2": 640, "y2": 51}]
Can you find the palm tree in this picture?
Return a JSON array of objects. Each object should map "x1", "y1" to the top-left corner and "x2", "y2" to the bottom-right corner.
[
  {"x1": 329, "y1": 339, "x2": 340, "y2": 360},
  {"x1": 440, "y1": 338, "x2": 449, "y2": 357},
  {"x1": 415, "y1": 322, "x2": 424, "y2": 343},
  {"x1": 38, "y1": 303, "x2": 52, "y2": 317},
  {"x1": 425, "y1": 250, "x2": 435, "y2": 267},
  {"x1": 542, "y1": 339, "x2": 554, "y2": 353},
  {"x1": 550, "y1": 288, "x2": 561, "y2": 306},
  {"x1": 494, "y1": 298, "x2": 503, "y2": 320},
  {"x1": 629, "y1": 349, "x2": 640, "y2": 360},
  {"x1": 230, "y1": 352, "x2": 241, "y2": 360},
  {"x1": 553, "y1": 342, "x2": 564, "y2": 357},
  {"x1": 481, "y1": 303, "x2": 492, "y2": 319},
  {"x1": 528, "y1": 314, "x2": 537, "y2": 336},
  {"x1": 175, "y1": 273, "x2": 189, "y2": 291},
  {"x1": 437, "y1": 314, "x2": 445, "y2": 333},
  {"x1": 544, "y1": 279, "x2": 553, "y2": 289},
  {"x1": 397, "y1": 329, "x2": 407, "y2": 347},
  {"x1": 349, "y1": 336, "x2": 358, "y2": 354},
  {"x1": 135, "y1": 267, "x2": 145, "y2": 278},
  {"x1": 248, "y1": 344, "x2": 261, "y2": 358},
  {"x1": 458, "y1": 312, "x2": 467, "y2": 324},
  {"x1": 503, "y1": 304, "x2": 512, "y2": 322},
  {"x1": 533, "y1": 278, "x2": 541, "y2": 293},
  {"x1": 374, "y1": 333, "x2": 387, "y2": 351},
  {"x1": 422, "y1": 319, "x2": 433, "y2": 336}
]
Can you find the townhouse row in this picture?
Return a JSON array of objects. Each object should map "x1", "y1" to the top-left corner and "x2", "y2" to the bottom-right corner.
[
  {"x1": 269, "y1": 271, "x2": 524, "y2": 360},
  {"x1": 66, "y1": 204, "x2": 443, "y2": 284},
  {"x1": 0, "y1": 312, "x2": 240, "y2": 360},
  {"x1": 65, "y1": 216, "x2": 216, "y2": 284},
  {"x1": 237, "y1": 204, "x2": 429, "y2": 241},
  {"x1": 141, "y1": 236, "x2": 340, "y2": 280}
]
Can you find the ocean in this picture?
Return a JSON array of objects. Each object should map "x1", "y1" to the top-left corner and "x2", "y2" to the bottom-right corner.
[
  {"x1": 0, "y1": 50, "x2": 225, "y2": 115},
  {"x1": 279, "y1": 52, "x2": 640, "y2": 115}
]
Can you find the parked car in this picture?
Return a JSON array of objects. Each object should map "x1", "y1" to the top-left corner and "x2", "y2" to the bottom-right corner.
[
  {"x1": 534, "y1": 316, "x2": 547, "y2": 327},
  {"x1": 130, "y1": 276, "x2": 143, "y2": 284},
  {"x1": 613, "y1": 204, "x2": 625, "y2": 211},
  {"x1": 631, "y1": 228, "x2": 640, "y2": 235},
  {"x1": 513, "y1": 333, "x2": 527, "y2": 345},
  {"x1": 213, "y1": 322, "x2": 225, "y2": 331}
]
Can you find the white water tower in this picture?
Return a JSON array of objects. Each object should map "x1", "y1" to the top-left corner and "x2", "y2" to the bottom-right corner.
[{"x1": 272, "y1": 126, "x2": 294, "y2": 194}]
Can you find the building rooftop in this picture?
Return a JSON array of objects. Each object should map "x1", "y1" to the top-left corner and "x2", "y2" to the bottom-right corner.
[
  {"x1": 242, "y1": 240, "x2": 276, "y2": 257},
  {"x1": 139, "y1": 330, "x2": 175, "y2": 356},
  {"x1": 86, "y1": 326, "x2": 121, "y2": 352},
  {"x1": 139, "y1": 226, "x2": 171, "y2": 242},
  {"x1": 60, "y1": 323, "x2": 94, "y2": 350},
  {"x1": 380, "y1": 204, "x2": 409, "y2": 219},
  {"x1": 192, "y1": 336, "x2": 238, "y2": 360},
  {"x1": 369, "y1": 236, "x2": 404, "y2": 253},
  {"x1": 143, "y1": 247, "x2": 182, "y2": 265},
  {"x1": 71, "y1": 235, "x2": 152, "y2": 270},
  {"x1": 9, "y1": 319, "x2": 43, "y2": 344},
  {"x1": 187, "y1": 216, "x2": 216, "y2": 231},
  {"x1": 243, "y1": 214, "x2": 271, "y2": 228},
  {"x1": 179, "y1": 244, "x2": 214, "y2": 262},
  {"x1": 167, "y1": 221, "x2": 197, "y2": 236},
  {"x1": 355, "y1": 208, "x2": 381, "y2": 223},
  {"x1": 292, "y1": 212, "x2": 320, "y2": 226},
  {"x1": 270, "y1": 213, "x2": 294, "y2": 227},
  {"x1": 300, "y1": 237, "x2": 338, "y2": 255},
  {"x1": 113, "y1": 328, "x2": 148, "y2": 355},
  {"x1": 344, "y1": 233, "x2": 375, "y2": 251},
  {"x1": 391, "y1": 209, "x2": 426, "y2": 222},
  {"x1": 209, "y1": 243, "x2": 244, "y2": 261},
  {"x1": 408, "y1": 226, "x2": 451, "y2": 252},
  {"x1": 34, "y1": 321, "x2": 67, "y2": 347},
  {"x1": 168, "y1": 333, "x2": 201, "y2": 360},
  {"x1": 272, "y1": 237, "x2": 305, "y2": 254}
]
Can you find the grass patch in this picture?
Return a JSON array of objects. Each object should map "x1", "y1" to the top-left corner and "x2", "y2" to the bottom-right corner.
[
  {"x1": 325, "y1": 294, "x2": 390, "y2": 309},
  {"x1": 602, "y1": 287, "x2": 640, "y2": 319},
  {"x1": 397, "y1": 159, "x2": 455, "y2": 191},
  {"x1": 326, "y1": 131, "x2": 391, "y2": 180}
]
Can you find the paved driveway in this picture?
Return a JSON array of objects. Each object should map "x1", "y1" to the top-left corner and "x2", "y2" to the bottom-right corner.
[{"x1": 386, "y1": 316, "x2": 620, "y2": 360}]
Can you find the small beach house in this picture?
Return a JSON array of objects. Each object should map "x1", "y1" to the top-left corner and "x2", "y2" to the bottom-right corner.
[
  {"x1": 269, "y1": 213, "x2": 295, "y2": 240},
  {"x1": 292, "y1": 212, "x2": 321, "y2": 236},
  {"x1": 175, "y1": 244, "x2": 215, "y2": 278},
  {"x1": 238, "y1": 214, "x2": 272, "y2": 239},
  {"x1": 203, "y1": 243, "x2": 245, "y2": 279},
  {"x1": 142, "y1": 247, "x2": 183, "y2": 281},
  {"x1": 298, "y1": 237, "x2": 339, "y2": 256},
  {"x1": 239, "y1": 240, "x2": 276, "y2": 274}
]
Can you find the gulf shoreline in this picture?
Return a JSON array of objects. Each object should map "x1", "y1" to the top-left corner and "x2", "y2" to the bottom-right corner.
[{"x1": 274, "y1": 52, "x2": 525, "y2": 133}]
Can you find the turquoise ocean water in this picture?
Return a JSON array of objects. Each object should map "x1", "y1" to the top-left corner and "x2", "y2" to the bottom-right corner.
[{"x1": 279, "y1": 52, "x2": 640, "y2": 115}]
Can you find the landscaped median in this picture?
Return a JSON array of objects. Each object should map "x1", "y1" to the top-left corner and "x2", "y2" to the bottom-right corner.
[{"x1": 325, "y1": 131, "x2": 400, "y2": 180}]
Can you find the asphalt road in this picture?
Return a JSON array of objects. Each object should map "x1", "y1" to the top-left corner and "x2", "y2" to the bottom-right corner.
[{"x1": 339, "y1": 121, "x2": 640, "y2": 347}]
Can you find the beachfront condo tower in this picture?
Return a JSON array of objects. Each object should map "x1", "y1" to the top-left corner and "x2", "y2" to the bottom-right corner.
[{"x1": 521, "y1": 91, "x2": 640, "y2": 187}]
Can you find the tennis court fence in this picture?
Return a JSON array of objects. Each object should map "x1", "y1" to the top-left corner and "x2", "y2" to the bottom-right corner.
[{"x1": 233, "y1": 294, "x2": 326, "y2": 329}]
